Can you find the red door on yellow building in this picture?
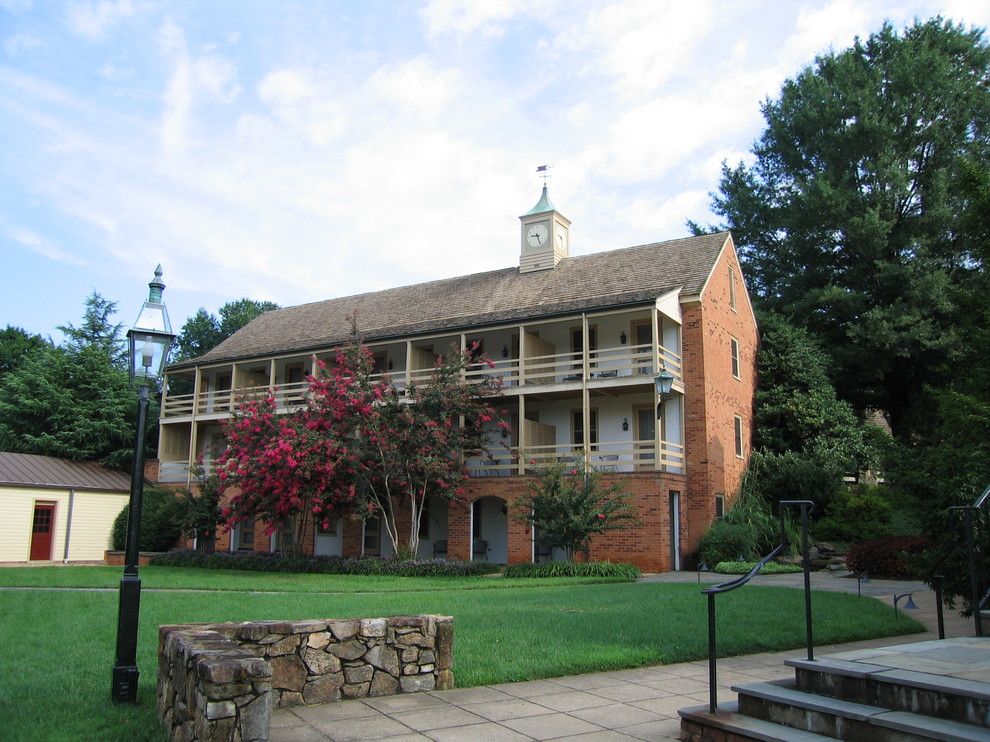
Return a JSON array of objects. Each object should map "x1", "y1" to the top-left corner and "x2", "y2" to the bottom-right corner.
[{"x1": 30, "y1": 502, "x2": 56, "y2": 560}]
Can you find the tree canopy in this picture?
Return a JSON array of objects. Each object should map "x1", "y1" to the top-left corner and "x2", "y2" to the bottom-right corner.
[
  {"x1": 57, "y1": 292, "x2": 126, "y2": 367},
  {"x1": 0, "y1": 326, "x2": 49, "y2": 381},
  {"x1": 708, "y1": 18, "x2": 990, "y2": 438},
  {"x1": 174, "y1": 298, "x2": 279, "y2": 362}
]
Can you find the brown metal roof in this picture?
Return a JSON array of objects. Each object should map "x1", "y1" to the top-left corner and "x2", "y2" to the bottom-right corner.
[
  {"x1": 172, "y1": 231, "x2": 731, "y2": 369},
  {"x1": 0, "y1": 452, "x2": 130, "y2": 492}
]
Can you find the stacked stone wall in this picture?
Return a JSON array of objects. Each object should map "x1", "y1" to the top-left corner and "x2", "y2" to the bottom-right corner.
[{"x1": 158, "y1": 615, "x2": 453, "y2": 741}]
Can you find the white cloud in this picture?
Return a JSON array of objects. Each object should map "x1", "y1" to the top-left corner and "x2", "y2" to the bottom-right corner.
[
  {"x1": 3, "y1": 32, "x2": 41, "y2": 56},
  {"x1": 782, "y1": 0, "x2": 870, "y2": 69},
  {"x1": 159, "y1": 20, "x2": 238, "y2": 155},
  {"x1": 560, "y1": 0, "x2": 715, "y2": 98},
  {"x1": 420, "y1": 0, "x2": 527, "y2": 38},
  {"x1": 369, "y1": 57, "x2": 461, "y2": 117},
  {"x1": 65, "y1": 0, "x2": 139, "y2": 41},
  {"x1": 7, "y1": 226, "x2": 85, "y2": 265}
]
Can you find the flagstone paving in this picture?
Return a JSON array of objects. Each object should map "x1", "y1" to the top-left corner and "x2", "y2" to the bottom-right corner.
[{"x1": 270, "y1": 572, "x2": 980, "y2": 741}]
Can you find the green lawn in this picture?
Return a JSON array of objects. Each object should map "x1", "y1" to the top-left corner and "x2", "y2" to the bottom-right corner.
[
  {"x1": 0, "y1": 568, "x2": 923, "y2": 742},
  {"x1": 0, "y1": 565, "x2": 628, "y2": 593}
]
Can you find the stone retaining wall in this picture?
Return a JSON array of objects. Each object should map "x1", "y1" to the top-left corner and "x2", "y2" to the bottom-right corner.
[{"x1": 158, "y1": 615, "x2": 453, "y2": 741}]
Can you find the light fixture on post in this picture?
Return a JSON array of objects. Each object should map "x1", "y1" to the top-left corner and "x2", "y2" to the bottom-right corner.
[
  {"x1": 893, "y1": 592, "x2": 918, "y2": 620},
  {"x1": 111, "y1": 265, "x2": 175, "y2": 704},
  {"x1": 654, "y1": 365, "x2": 674, "y2": 419}
]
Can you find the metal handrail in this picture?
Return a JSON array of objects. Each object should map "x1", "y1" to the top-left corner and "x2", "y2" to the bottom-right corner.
[
  {"x1": 700, "y1": 499, "x2": 814, "y2": 714},
  {"x1": 945, "y1": 484, "x2": 990, "y2": 637}
]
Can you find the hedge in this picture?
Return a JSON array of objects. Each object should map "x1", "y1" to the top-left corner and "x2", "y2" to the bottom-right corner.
[
  {"x1": 148, "y1": 549, "x2": 501, "y2": 576},
  {"x1": 502, "y1": 561, "x2": 640, "y2": 579},
  {"x1": 845, "y1": 536, "x2": 932, "y2": 579},
  {"x1": 713, "y1": 561, "x2": 803, "y2": 575}
]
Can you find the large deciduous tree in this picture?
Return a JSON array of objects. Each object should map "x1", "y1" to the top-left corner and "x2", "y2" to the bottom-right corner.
[
  {"x1": 217, "y1": 331, "x2": 504, "y2": 559},
  {"x1": 0, "y1": 326, "x2": 49, "y2": 381},
  {"x1": 174, "y1": 299, "x2": 279, "y2": 362},
  {"x1": 707, "y1": 18, "x2": 990, "y2": 439}
]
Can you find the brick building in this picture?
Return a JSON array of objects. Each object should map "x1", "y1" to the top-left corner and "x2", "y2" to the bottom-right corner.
[{"x1": 153, "y1": 187, "x2": 757, "y2": 571}]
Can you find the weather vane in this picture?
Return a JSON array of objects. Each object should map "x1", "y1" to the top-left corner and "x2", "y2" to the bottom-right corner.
[{"x1": 536, "y1": 164, "x2": 551, "y2": 186}]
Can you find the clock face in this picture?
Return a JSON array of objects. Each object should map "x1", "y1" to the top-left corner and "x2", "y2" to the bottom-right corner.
[{"x1": 526, "y1": 222, "x2": 549, "y2": 248}]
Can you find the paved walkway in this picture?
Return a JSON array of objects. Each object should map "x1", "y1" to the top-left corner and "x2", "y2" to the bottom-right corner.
[{"x1": 271, "y1": 571, "x2": 979, "y2": 741}]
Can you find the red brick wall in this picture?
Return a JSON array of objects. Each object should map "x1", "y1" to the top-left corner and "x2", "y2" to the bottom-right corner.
[{"x1": 680, "y1": 235, "x2": 759, "y2": 556}]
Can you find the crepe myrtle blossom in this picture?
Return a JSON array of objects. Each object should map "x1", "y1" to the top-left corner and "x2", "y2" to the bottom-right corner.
[{"x1": 217, "y1": 321, "x2": 505, "y2": 558}]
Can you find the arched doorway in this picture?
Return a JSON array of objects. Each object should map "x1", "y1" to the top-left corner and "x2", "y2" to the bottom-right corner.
[{"x1": 471, "y1": 496, "x2": 508, "y2": 564}]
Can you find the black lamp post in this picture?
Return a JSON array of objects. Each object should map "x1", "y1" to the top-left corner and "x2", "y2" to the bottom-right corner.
[
  {"x1": 111, "y1": 265, "x2": 175, "y2": 704},
  {"x1": 654, "y1": 365, "x2": 674, "y2": 419}
]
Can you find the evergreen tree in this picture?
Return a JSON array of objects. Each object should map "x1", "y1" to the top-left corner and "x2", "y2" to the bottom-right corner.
[
  {"x1": 57, "y1": 292, "x2": 126, "y2": 367},
  {"x1": 707, "y1": 18, "x2": 990, "y2": 439},
  {"x1": 0, "y1": 326, "x2": 49, "y2": 381}
]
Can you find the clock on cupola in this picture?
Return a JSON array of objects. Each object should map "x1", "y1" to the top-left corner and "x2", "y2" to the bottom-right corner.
[{"x1": 519, "y1": 183, "x2": 570, "y2": 273}]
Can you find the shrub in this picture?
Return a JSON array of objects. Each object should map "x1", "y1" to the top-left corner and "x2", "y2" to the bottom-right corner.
[
  {"x1": 147, "y1": 549, "x2": 502, "y2": 576},
  {"x1": 697, "y1": 521, "x2": 755, "y2": 567},
  {"x1": 845, "y1": 536, "x2": 932, "y2": 579},
  {"x1": 714, "y1": 561, "x2": 803, "y2": 575},
  {"x1": 813, "y1": 485, "x2": 893, "y2": 543},
  {"x1": 502, "y1": 561, "x2": 640, "y2": 579},
  {"x1": 111, "y1": 486, "x2": 183, "y2": 552}
]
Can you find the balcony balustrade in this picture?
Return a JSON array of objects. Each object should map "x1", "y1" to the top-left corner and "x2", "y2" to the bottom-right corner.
[
  {"x1": 161, "y1": 342, "x2": 682, "y2": 419},
  {"x1": 468, "y1": 438, "x2": 685, "y2": 476}
]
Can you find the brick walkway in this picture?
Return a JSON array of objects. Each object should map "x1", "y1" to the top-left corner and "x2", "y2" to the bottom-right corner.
[{"x1": 270, "y1": 571, "x2": 978, "y2": 741}]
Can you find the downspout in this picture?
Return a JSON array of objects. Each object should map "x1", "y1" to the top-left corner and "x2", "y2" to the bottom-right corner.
[{"x1": 63, "y1": 488, "x2": 75, "y2": 562}]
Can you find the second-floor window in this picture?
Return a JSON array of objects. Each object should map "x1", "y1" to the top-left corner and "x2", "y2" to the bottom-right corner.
[
  {"x1": 731, "y1": 338, "x2": 740, "y2": 379},
  {"x1": 734, "y1": 415, "x2": 744, "y2": 458}
]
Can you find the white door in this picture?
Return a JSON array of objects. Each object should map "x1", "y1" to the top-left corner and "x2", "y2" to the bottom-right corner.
[
  {"x1": 669, "y1": 491, "x2": 681, "y2": 570},
  {"x1": 314, "y1": 518, "x2": 343, "y2": 556}
]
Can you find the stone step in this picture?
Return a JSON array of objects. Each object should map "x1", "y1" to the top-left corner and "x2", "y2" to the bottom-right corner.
[
  {"x1": 787, "y1": 657, "x2": 990, "y2": 728},
  {"x1": 678, "y1": 701, "x2": 835, "y2": 742},
  {"x1": 735, "y1": 680, "x2": 990, "y2": 741}
]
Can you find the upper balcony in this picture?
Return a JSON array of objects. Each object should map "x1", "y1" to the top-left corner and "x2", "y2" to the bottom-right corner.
[{"x1": 161, "y1": 306, "x2": 682, "y2": 420}]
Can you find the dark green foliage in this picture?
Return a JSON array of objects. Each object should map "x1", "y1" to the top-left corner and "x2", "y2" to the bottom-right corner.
[
  {"x1": 714, "y1": 561, "x2": 803, "y2": 575},
  {"x1": 502, "y1": 561, "x2": 640, "y2": 579},
  {"x1": 710, "y1": 19, "x2": 990, "y2": 440},
  {"x1": 697, "y1": 521, "x2": 755, "y2": 567},
  {"x1": 174, "y1": 299, "x2": 279, "y2": 362},
  {"x1": 739, "y1": 450, "x2": 844, "y2": 517},
  {"x1": 845, "y1": 536, "x2": 932, "y2": 579},
  {"x1": 755, "y1": 312, "x2": 878, "y2": 470},
  {"x1": 57, "y1": 292, "x2": 126, "y2": 367},
  {"x1": 147, "y1": 549, "x2": 502, "y2": 576},
  {"x1": 176, "y1": 473, "x2": 224, "y2": 547},
  {"x1": 0, "y1": 344, "x2": 140, "y2": 466},
  {"x1": 813, "y1": 485, "x2": 894, "y2": 542},
  {"x1": 519, "y1": 461, "x2": 639, "y2": 557},
  {"x1": 111, "y1": 486, "x2": 183, "y2": 552},
  {"x1": 0, "y1": 326, "x2": 49, "y2": 380}
]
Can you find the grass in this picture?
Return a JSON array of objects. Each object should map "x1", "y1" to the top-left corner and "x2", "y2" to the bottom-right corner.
[
  {"x1": 0, "y1": 565, "x2": 631, "y2": 592},
  {"x1": 0, "y1": 568, "x2": 924, "y2": 742},
  {"x1": 715, "y1": 561, "x2": 804, "y2": 575}
]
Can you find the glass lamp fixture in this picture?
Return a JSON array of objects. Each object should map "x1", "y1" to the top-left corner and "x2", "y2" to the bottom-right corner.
[
  {"x1": 654, "y1": 367, "x2": 674, "y2": 398},
  {"x1": 126, "y1": 265, "x2": 175, "y2": 380}
]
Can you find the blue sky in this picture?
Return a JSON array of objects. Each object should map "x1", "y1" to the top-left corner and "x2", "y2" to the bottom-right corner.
[{"x1": 2, "y1": 0, "x2": 988, "y2": 342}]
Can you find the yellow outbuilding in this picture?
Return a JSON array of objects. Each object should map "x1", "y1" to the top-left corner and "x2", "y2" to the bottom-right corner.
[{"x1": 0, "y1": 452, "x2": 130, "y2": 562}]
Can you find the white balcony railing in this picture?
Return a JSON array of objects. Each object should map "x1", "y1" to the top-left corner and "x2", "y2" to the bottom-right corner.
[
  {"x1": 160, "y1": 343, "x2": 683, "y2": 418},
  {"x1": 467, "y1": 438, "x2": 685, "y2": 476}
]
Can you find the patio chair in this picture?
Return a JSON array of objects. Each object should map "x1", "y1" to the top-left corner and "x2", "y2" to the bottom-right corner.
[{"x1": 472, "y1": 539, "x2": 488, "y2": 561}]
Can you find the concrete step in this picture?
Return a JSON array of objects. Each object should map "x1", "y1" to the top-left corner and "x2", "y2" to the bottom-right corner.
[
  {"x1": 678, "y1": 701, "x2": 835, "y2": 742},
  {"x1": 736, "y1": 680, "x2": 990, "y2": 741},
  {"x1": 787, "y1": 657, "x2": 990, "y2": 728}
]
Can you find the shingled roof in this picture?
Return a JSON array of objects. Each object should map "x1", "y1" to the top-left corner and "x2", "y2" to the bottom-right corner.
[
  {"x1": 173, "y1": 231, "x2": 731, "y2": 369},
  {"x1": 0, "y1": 452, "x2": 130, "y2": 492}
]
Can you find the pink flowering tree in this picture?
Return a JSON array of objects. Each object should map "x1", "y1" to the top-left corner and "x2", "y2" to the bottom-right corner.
[
  {"x1": 218, "y1": 327, "x2": 505, "y2": 559},
  {"x1": 519, "y1": 461, "x2": 639, "y2": 560}
]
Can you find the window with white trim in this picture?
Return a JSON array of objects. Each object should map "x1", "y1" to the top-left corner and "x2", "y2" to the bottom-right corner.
[
  {"x1": 734, "y1": 415, "x2": 744, "y2": 458},
  {"x1": 731, "y1": 338, "x2": 740, "y2": 379}
]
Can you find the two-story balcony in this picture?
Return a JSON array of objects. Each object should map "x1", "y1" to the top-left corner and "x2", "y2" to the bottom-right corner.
[{"x1": 157, "y1": 305, "x2": 685, "y2": 483}]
